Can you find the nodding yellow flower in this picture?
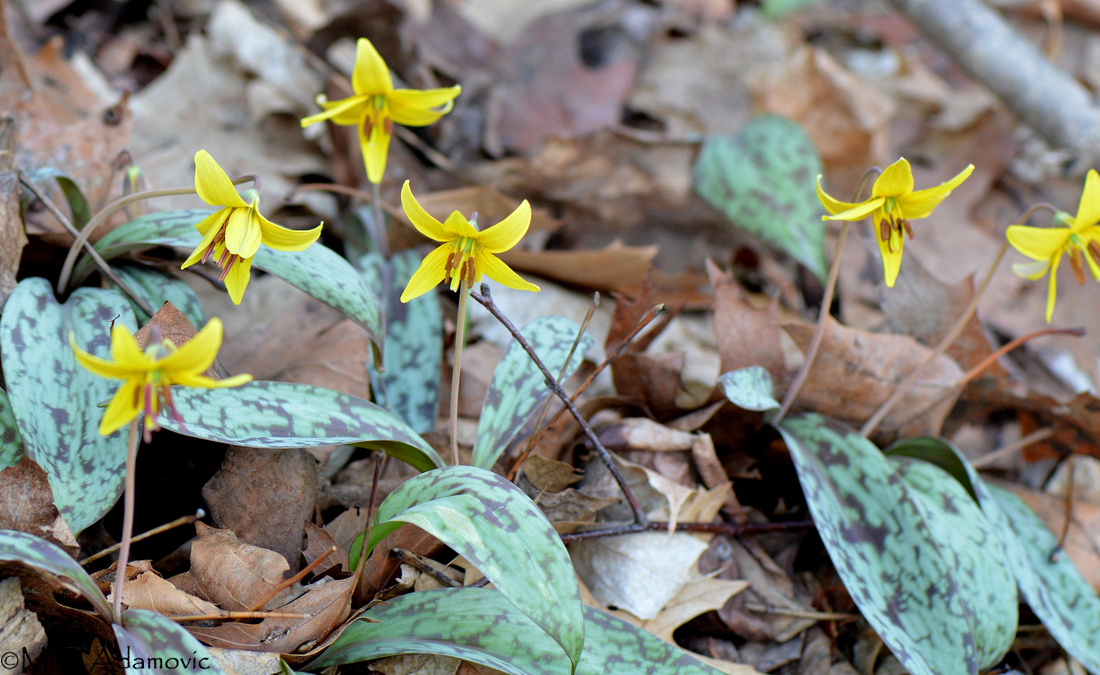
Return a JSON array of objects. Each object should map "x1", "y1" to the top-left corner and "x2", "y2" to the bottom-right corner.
[
  {"x1": 817, "y1": 158, "x2": 974, "y2": 287},
  {"x1": 399, "y1": 180, "x2": 539, "y2": 302},
  {"x1": 1006, "y1": 169, "x2": 1100, "y2": 322},
  {"x1": 180, "y1": 151, "x2": 322, "y2": 304},
  {"x1": 71, "y1": 319, "x2": 251, "y2": 441},
  {"x1": 300, "y1": 38, "x2": 461, "y2": 184}
]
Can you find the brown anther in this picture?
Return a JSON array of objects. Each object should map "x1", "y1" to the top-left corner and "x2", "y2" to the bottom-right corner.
[
  {"x1": 200, "y1": 243, "x2": 217, "y2": 265},
  {"x1": 466, "y1": 259, "x2": 476, "y2": 286},
  {"x1": 444, "y1": 252, "x2": 457, "y2": 282},
  {"x1": 879, "y1": 219, "x2": 891, "y2": 243},
  {"x1": 901, "y1": 219, "x2": 915, "y2": 239},
  {"x1": 384, "y1": 117, "x2": 394, "y2": 135},
  {"x1": 218, "y1": 254, "x2": 237, "y2": 282},
  {"x1": 1070, "y1": 248, "x2": 1086, "y2": 285},
  {"x1": 1088, "y1": 239, "x2": 1100, "y2": 267},
  {"x1": 217, "y1": 247, "x2": 231, "y2": 268}
]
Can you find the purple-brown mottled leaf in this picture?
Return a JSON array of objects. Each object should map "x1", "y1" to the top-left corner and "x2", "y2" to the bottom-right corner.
[
  {"x1": 353, "y1": 466, "x2": 583, "y2": 669},
  {"x1": 115, "y1": 608, "x2": 226, "y2": 674},
  {"x1": 0, "y1": 529, "x2": 111, "y2": 620},
  {"x1": 0, "y1": 278, "x2": 137, "y2": 532},
  {"x1": 888, "y1": 456, "x2": 1016, "y2": 668},
  {"x1": 360, "y1": 251, "x2": 442, "y2": 434},
  {"x1": 112, "y1": 265, "x2": 206, "y2": 328},
  {"x1": 71, "y1": 210, "x2": 384, "y2": 366},
  {"x1": 473, "y1": 316, "x2": 591, "y2": 470},
  {"x1": 776, "y1": 414, "x2": 976, "y2": 675},
  {"x1": 311, "y1": 588, "x2": 725, "y2": 675},
  {"x1": 888, "y1": 437, "x2": 1100, "y2": 671},
  {"x1": 0, "y1": 388, "x2": 23, "y2": 469},
  {"x1": 157, "y1": 381, "x2": 443, "y2": 472}
]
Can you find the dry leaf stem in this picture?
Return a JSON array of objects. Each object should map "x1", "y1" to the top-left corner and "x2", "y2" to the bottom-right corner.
[{"x1": 80, "y1": 509, "x2": 205, "y2": 566}]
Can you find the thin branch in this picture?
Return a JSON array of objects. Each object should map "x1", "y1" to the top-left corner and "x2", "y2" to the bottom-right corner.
[{"x1": 470, "y1": 285, "x2": 648, "y2": 524}]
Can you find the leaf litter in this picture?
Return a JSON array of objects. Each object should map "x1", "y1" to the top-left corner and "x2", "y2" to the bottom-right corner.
[{"x1": 3, "y1": 0, "x2": 1100, "y2": 673}]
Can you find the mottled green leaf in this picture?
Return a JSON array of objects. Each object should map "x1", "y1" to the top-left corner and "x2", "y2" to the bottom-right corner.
[
  {"x1": 23, "y1": 166, "x2": 92, "y2": 229},
  {"x1": 776, "y1": 414, "x2": 976, "y2": 675},
  {"x1": 0, "y1": 529, "x2": 111, "y2": 620},
  {"x1": 115, "y1": 609, "x2": 226, "y2": 674},
  {"x1": 360, "y1": 251, "x2": 442, "y2": 434},
  {"x1": 111, "y1": 265, "x2": 206, "y2": 327},
  {"x1": 694, "y1": 115, "x2": 827, "y2": 280},
  {"x1": 982, "y1": 484, "x2": 1100, "y2": 671},
  {"x1": 473, "y1": 316, "x2": 591, "y2": 470},
  {"x1": 717, "y1": 366, "x2": 779, "y2": 412},
  {"x1": 157, "y1": 380, "x2": 443, "y2": 472},
  {"x1": 353, "y1": 466, "x2": 584, "y2": 669},
  {"x1": 0, "y1": 388, "x2": 24, "y2": 469},
  {"x1": 311, "y1": 588, "x2": 723, "y2": 675},
  {"x1": 889, "y1": 457, "x2": 1016, "y2": 669},
  {"x1": 72, "y1": 210, "x2": 384, "y2": 365},
  {"x1": 0, "y1": 278, "x2": 136, "y2": 533},
  {"x1": 888, "y1": 437, "x2": 1100, "y2": 670}
]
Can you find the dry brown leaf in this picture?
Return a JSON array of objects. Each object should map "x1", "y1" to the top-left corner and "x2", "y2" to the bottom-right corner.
[
  {"x1": 641, "y1": 572, "x2": 749, "y2": 643},
  {"x1": 716, "y1": 539, "x2": 818, "y2": 643},
  {"x1": 521, "y1": 455, "x2": 582, "y2": 492},
  {"x1": 372, "y1": 654, "x2": 461, "y2": 675},
  {"x1": 498, "y1": 242, "x2": 658, "y2": 295},
  {"x1": 482, "y1": 12, "x2": 638, "y2": 155},
  {"x1": 0, "y1": 456, "x2": 78, "y2": 556},
  {"x1": 531, "y1": 488, "x2": 618, "y2": 523},
  {"x1": 598, "y1": 417, "x2": 696, "y2": 453},
  {"x1": 751, "y1": 46, "x2": 895, "y2": 186},
  {"x1": 0, "y1": 576, "x2": 46, "y2": 671},
  {"x1": 706, "y1": 259, "x2": 786, "y2": 382},
  {"x1": 170, "y1": 523, "x2": 294, "y2": 612},
  {"x1": 187, "y1": 575, "x2": 353, "y2": 654},
  {"x1": 783, "y1": 316, "x2": 964, "y2": 438},
  {"x1": 0, "y1": 117, "x2": 24, "y2": 306},
  {"x1": 303, "y1": 521, "x2": 348, "y2": 577},
  {"x1": 202, "y1": 448, "x2": 320, "y2": 574},
  {"x1": 880, "y1": 252, "x2": 1005, "y2": 374},
  {"x1": 121, "y1": 571, "x2": 220, "y2": 617}
]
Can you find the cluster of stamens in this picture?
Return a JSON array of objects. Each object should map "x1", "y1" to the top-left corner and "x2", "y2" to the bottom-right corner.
[
  {"x1": 879, "y1": 214, "x2": 914, "y2": 253},
  {"x1": 1067, "y1": 235, "x2": 1100, "y2": 284},
  {"x1": 199, "y1": 215, "x2": 240, "y2": 281},
  {"x1": 134, "y1": 333, "x2": 185, "y2": 441},
  {"x1": 364, "y1": 95, "x2": 394, "y2": 143}
]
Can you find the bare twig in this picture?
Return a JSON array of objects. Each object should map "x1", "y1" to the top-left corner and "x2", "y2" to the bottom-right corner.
[
  {"x1": 471, "y1": 285, "x2": 648, "y2": 524},
  {"x1": 80, "y1": 510, "x2": 205, "y2": 566}
]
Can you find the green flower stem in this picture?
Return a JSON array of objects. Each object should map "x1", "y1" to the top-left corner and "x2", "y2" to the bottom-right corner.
[
  {"x1": 18, "y1": 175, "x2": 156, "y2": 316},
  {"x1": 773, "y1": 220, "x2": 851, "y2": 423},
  {"x1": 371, "y1": 181, "x2": 390, "y2": 257},
  {"x1": 57, "y1": 176, "x2": 257, "y2": 294},
  {"x1": 450, "y1": 280, "x2": 469, "y2": 465},
  {"x1": 860, "y1": 240, "x2": 1010, "y2": 438},
  {"x1": 113, "y1": 419, "x2": 140, "y2": 625}
]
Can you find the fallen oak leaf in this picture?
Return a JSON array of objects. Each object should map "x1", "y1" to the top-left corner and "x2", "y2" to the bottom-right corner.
[{"x1": 121, "y1": 570, "x2": 221, "y2": 617}]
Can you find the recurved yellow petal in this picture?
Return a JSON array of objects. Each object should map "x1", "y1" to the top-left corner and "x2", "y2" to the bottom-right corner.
[
  {"x1": 478, "y1": 201, "x2": 531, "y2": 253},
  {"x1": 388, "y1": 87, "x2": 461, "y2": 126},
  {"x1": 443, "y1": 211, "x2": 479, "y2": 239},
  {"x1": 70, "y1": 335, "x2": 133, "y2": 380},
  {"x1": 195, "y1": 151, "x2": 248, "y2": 209},
  {"x1": 158, "y1": 320, "x2": 222, "y2": 375},
  {"x1": 301, "y1": 95, "x2": 368, "y2": 127},
  {"x1": 401, "y1": 181, "x2": 450, "y2": 241},
  {"x1": 400, "y1": 244, "x2": 451, "y2": 302},
  {"x1": 816, "y1": 176, "x2": 860, "y2": 216},
  {"x1": 873, "y1": 158, "x2": 914, "y2": 197},
  {"x1": 99, "y1": 380, "x2": 142, "y2": 436},
  {"x1": 478, "y1": 251, "x2": 540, "y2": 292},
  {"x1": 1073, "y1": 169, "x2": 1100, "y2": 229},
  {"x1": 110, "y1": 325, "x2": 147, "y2": 370},
  {"x1": 352, "y1": 38, "x2": 393, "y2": 95},
  {"x1": 359, "y1": 111, "x2": 391, "y2": 184},
  {"x1": 222, "y1": 208, "x2": 263, "y2": 259},
  {"x1": 1045, "y1": 255, "x2": 1061, "y2": 322},
  {"x1": 875, "y1": 226, "x2": 905, "y2": 288},
  {"x1": 258, "y1": 217, "x2": 323, "y2": 251},
  {"x1": 224, "y1": 256, "x2": 253, "y2": 305},
  {"x1": 822, "y1": 197, "x2": 884, "y2": 222},
  {"x1": 1006, "y1": 224, "x2": 1071, "y2": 261},
  {"x1": 898, "y1": 164, "x2": 974, "y2": 219}
]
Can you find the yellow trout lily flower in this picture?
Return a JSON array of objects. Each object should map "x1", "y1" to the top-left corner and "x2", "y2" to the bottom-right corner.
[
  {"x1": 817, "y1": 158, "x2": 974, "y2": 287},
  {"x1": 1006, "y1": 169, "x2": 1100, "y2": 322},
  {"x1": 399, "y1": 180, "x2": 539, "y2": 302},
  {"x1": 180, "y1": 151, "x2": 322, "y2": 304},
  {"x1": 72, "y1": 319, "x2": 251, "y2": 441},
  {"x1": 300, "y1": 38, "x2": 461, "y2": 184}
]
